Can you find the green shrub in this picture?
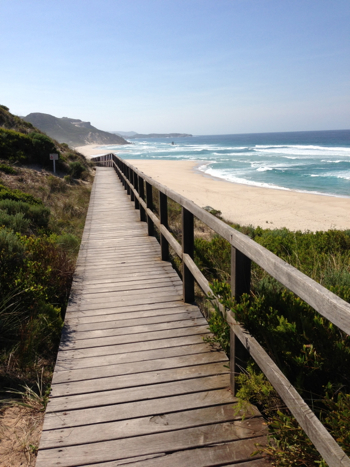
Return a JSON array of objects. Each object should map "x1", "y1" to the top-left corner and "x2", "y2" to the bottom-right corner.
[
  {"x1": 17, "y1": 301, "x2": 63, "y2": 364},
  {"x1": 14, "y1": 236, "x2": 74, "y2": 310},
  {"x1": 47, "y1": 175, "x2": 67, "y2": 193},
  {"x1": 0, "y1": 211, "x2": 30, "y2": 233},
  {"x1": 28, "y1": 132, "x2": 57, "y2": 166},
  {"x1": 195, "y1": 236, "x2": 231, "y2": 282},
  {"x1": 0, "y1": 128, "x2": 60, "y2": 166},
  {"x1": 28, "y1": 204, "x2": 50, "y2": 229},
  {"x1": 69, "y1": 161, "x2": 85, "y2": 179},
  {"x1": 0, "y1": 128, "x2": 33, "y2": 161},
  {"x1": 0, "y1": 184, "x2": 42, "y2": 205},
  {"x1": 0, "y1": 228, "x2": 25, "y2": 292},
  {"x1": 0, "y1": 288, "x2": 28, "y2": 348},
  {"x1": 203, "y1": 308, "x2": 230, "y2": 355},
  {"x1": 194, "y1": 225, "x2": 350, "y2": 465},
  {"x1": 0, "y1": 164, "x2": 17, "y2": 175},
  {"x1": 0, "y1": 199, "x2": 50, "y2": 231},
  {"x1": 63, "y1": 174, "x2": 73, "y2": 184},
  {"x1": 56, "y1": 233, "x2": 80, "y2": 256},
  {"x1": 0, "y1": 227, "x2": 24, "y2": 256}
]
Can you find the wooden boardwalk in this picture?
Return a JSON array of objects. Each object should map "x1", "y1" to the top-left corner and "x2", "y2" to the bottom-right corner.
[{"x1": 36, "y1": 167, "x2": 268, "y2": 467}]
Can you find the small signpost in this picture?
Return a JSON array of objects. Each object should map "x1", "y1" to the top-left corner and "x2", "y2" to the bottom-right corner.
[{"x1": 50, "y1": 153, "x2": 58, "y2": 174}]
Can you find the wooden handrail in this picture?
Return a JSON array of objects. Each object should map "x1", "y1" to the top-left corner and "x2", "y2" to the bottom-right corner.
[{"x1": 92, "y1": 153, "x2": 350, "y2": 467}]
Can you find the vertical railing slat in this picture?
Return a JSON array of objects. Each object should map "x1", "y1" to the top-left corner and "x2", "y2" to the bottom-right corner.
[
  {"x1": 230, "y1": 246, "x2": 251, "y2": 394},
  {"x1": 182, "y1": 207, "x2": 195, "y2": 303},
  {"x1": 146, "y1": 182, "x2": 154, "y2": 236},
  {"x1": 139, "y1": 176, "x2": 146, "y2": 222},
  {"x1": 159, "y1": 192, "x2": 169, "y2": 261},
  {"x1": 134, "y1": 172, "x2": 139, "y2": 209},
  {"x1": 130, "y1": 169, "x2": 135, "y2": 202}
]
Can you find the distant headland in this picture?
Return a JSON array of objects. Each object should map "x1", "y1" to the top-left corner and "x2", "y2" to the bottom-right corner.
[{"x1": 23, "y1": 113, "x2": 129, "y2": 147}]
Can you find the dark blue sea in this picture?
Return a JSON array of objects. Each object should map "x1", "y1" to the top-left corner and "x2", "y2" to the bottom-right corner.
[{"x1": 102, "y1": 129, "x2": 350, "y2": 197}]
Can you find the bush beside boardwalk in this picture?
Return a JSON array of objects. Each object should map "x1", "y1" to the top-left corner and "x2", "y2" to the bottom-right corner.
[
  {"x1": 0, "y1": 106, "x2": 93, "y2": 466},
  {"x1": 194, "y1": 222, "x2": 350, "y2": 466},
  {"x1": 152, "y1": 197, "x2": 350, "y2": 465}
]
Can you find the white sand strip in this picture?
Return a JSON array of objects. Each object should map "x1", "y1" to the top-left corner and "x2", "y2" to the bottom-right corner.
[
  {"x1": 76, "y1": 145, "x2": 350, "y2": 231},
  {"x1": 129, "y1": 160, "x2": 350, "y2": 232},
  {"x1": 75, "y1": 144, "x2": 112, "y2": 158}
]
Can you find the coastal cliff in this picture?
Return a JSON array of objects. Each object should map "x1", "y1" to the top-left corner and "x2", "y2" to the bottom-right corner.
[{"x1": 24, "y1": 113, "x2": 129, "y2": 147}]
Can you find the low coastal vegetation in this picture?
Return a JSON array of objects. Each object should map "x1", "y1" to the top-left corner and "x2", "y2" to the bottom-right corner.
[
  {"x1": 0, "y1": 105, "x2": 92, "y2": 465},
  {"x1": 201, "y1": 227, "x2": 350, "y2": 466},
  {"x1": 158, "y1": 197, "x2": 350, "y2": 466}
]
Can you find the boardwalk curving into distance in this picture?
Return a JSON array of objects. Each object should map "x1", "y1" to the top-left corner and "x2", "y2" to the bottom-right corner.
[{"x1": 36, "y1": 167, "x2": 269, "y2": 467}]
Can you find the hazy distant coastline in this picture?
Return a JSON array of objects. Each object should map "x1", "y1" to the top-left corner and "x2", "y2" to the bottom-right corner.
[{"x1": 113, "y1": 131, "x2": 192, "y2": 139}]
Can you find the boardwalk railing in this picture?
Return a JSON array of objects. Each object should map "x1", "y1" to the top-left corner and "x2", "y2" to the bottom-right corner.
[{"x1": 92, "y1": 153, "x2": 350, "y2": 467}]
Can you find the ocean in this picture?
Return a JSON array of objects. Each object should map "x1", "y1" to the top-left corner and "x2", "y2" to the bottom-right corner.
[{"x1": 102, "y1": 130, "x2": 350, "y2": 198}]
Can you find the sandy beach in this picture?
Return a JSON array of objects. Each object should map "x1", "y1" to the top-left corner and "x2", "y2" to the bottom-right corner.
[
  {"x1": 77, "y1": 145, "x2": 350, "y2": 231},
  {"x1": 75, "y1": 144, "x2": 111, "y2": 158}
]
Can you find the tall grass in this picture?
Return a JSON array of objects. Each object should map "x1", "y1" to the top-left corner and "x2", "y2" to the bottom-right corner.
[{"x1": 0, "y1": 172, "x2": 91, "y2": 401}]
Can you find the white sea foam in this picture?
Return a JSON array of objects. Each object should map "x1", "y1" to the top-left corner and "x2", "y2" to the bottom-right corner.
[
  {"x1": 113, "y1": 133, "x2": 350, "y2": 197},
  {"x1": 255, "y1": 144, "x2": 350, "y2": 152},
  {"x1": 256, "y1": 167, "x2": 273, "y2": 172},
  {"x1": 321, "y1": 160, "x2": 344, "y2": 163},
  {"x1": 202, "y1": 166, "x2": 290, "y2": 190}
]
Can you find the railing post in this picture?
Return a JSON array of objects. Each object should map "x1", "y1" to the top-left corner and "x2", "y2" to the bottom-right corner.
[
  {"x1": 134, "y1": 172, "x2": 139, "y2": 209},
  {"x1": 230, "y1": 247, "x2": 251, "y2": 395},
  {"x1": 159, "y1": 192, "x2": 169, "y2": 261},
  {"x1": 146, "y1": 182, "x2": 154, "y2": 236},
  {"x1": 139, "y1": 176, "x2": 146, "y2": 222},
  {"x1": 123, "y1": 163, "x2": 127, "y2": 189},
  {"x1": 130, "y1": 169, "x2": 135, "y2": 202},
  {"x1": 182, "y1": 207, "x2": 195, "y2": 303},
  {"x1": 126, "y1": 167, "x2": 131, "y2": 195},
  {"x1": 119, "y1": 161, "x2": 124, "y2": 185}
]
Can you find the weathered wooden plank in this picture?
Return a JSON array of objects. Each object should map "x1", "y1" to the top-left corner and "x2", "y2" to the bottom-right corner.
[
  {"x1": 74, "y1": 258, "x2": 165, "y2": 273},
  {"x1": 42, "y1": 388, "x2": 237, "y2": 431},
  {"x1": 40, "y1": 405, "x2": 260, "y2": 449},
  {"x1": 74, "y1": 285, "x2": 183, "y2": 303},
  {"x1": 77, "y1": 250, "x2": 159, "y2": 265},
  {"x1": 72, "y1": 271, "x2": 179, "y2": 288},
  {"x1": 46, "y1": 374, "x2": 230, "y2": 412},
  {"x1": 62, "y1": 301, "x2": 195, "y2": 321},
  {"x1": 67, "y1": 293, "x2": 183, "y2": 312},
  {"x1": 71, "y1": 269, "x2": 178, "y2": 287},
  {"x1": 57, "y1": 335, "x2": 211, "y2": 360},
  {"x1": 70, "y1": 279, "x2": 183, "y2": 297},
  {"x1": 51, "y1": 362, "x2": 229, "y2": 397},
  {"x1": 66, "y1": 309, "x2": 203, "y2": 331},
  {"x1": 59, "y1": 324, "x2": 211, "y2": 350},
  {"x1": 73, "y1": 266, "x2": 178, "y2": 280},
  {"x1": 65, "y1": 317, "x2": 207, "y2": 341},
  {"x1": 55, "y1": 342, "x2": 213, "y2": 371},
  {"x1": 52, "y1": 351, "x2": 227, "y2": 384},
  {"x1": 65, "y1": 304, "x2": 198, "y2": 324},
  {"x1": 83, "y1": 450, "x2": 269, "y2": 467},
  {"x1": 36, "y1": 422, "x2": 265, "y2": 467}
]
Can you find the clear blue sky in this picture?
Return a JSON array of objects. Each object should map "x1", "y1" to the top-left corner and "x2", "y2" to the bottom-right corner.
[{"x1": 1, "y1": 0, "x2": 349, "y2": 135}]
